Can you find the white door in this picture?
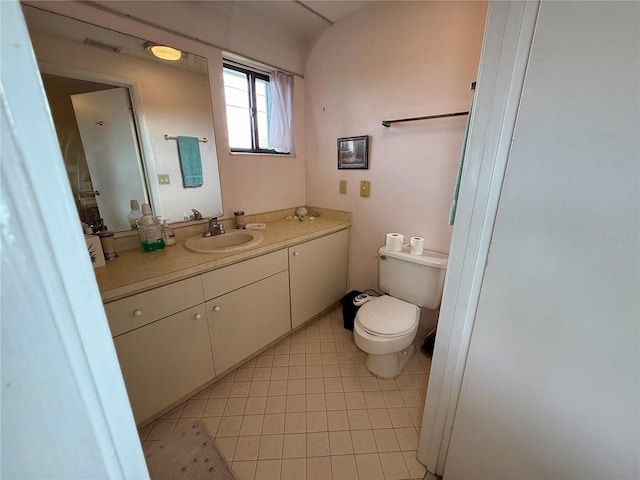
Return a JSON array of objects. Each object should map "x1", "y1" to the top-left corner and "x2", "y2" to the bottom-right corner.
[
  {"x1": 72, "y1": 87, "x2": 147, "y2": 231},
  {"x1": 1, "y1": 1, "x2": 148, "y2": 477},
  {"x1": 442, "y1": 2, "x2": 639, "y2": 479}
]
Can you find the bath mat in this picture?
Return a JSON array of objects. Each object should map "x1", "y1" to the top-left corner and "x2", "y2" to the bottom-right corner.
[{"x1": 143, "y1": 421, "x2": 237, "y2": 480}]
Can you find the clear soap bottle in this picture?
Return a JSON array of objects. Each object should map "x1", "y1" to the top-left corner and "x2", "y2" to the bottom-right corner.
[
  {"x1": 136, "y1": 204, "x2": 165, "y2": 252},
  {"x1": 162, "y1": 219, "x2": 176, "y2": 246},
  {"x1": 127, "y1": 200, "x2": 143, "y2": 230}
]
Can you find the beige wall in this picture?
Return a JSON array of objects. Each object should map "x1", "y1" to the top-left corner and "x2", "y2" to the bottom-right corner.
[{"x1": 305, "y1": 1, "x2": 487, "y2": 292}]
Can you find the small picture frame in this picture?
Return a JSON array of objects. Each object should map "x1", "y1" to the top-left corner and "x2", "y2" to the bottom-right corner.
[{"x1": 337, "y1": 135, "x2": 369, "y2": 169}]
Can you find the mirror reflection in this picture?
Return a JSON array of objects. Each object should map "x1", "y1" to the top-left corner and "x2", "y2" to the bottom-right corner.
[
  {"x1": 24, "y1": 5, "x2": 224, "y2": 233},
  {"x1": 42, "y1": 74, "x2": 149, "y2": 231}
]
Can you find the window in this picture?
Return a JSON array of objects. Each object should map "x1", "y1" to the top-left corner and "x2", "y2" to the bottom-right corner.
[
  {"x1": 223, "y1": 63, "x2": 273, "y2": 153},
  {"x1": 223, "y1": 60, "x2": 294, "y2": 155}
]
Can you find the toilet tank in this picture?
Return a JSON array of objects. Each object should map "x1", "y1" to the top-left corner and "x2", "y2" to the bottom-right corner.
[{"x1": 378, "y1": 246, "x2": 448, "y2": 309}]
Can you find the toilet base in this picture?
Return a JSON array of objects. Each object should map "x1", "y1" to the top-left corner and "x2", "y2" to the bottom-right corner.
[{"x1": 365, "y1": 343, "x2": 415, "y2": 379}]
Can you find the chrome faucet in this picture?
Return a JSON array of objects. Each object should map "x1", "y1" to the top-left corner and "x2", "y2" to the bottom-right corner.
[
  {"x1": 203, "y1": 217, "x2": 225, "y2": 237},
  {"x1": 191, "y1": 209, "x2": 203, "y2": 221}
]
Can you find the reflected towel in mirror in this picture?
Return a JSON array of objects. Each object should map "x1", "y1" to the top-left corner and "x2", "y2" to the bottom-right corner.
[{"x1": 177, "y1": 136, "x2": 203, "y2": 187}]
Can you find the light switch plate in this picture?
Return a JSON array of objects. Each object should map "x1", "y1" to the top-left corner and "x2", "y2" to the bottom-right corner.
[
  {"x1": 339, "y1": 180, "x2": 347, "y2": 195},
  {"x1": 360, "y1": 180, "x2": 371, "y2": 198},
  {"x1": 158, "y1": 174, "x2": 170, "y2": 185}
]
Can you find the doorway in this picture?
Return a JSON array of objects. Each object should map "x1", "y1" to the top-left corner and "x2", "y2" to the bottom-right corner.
[{"x1": 42, "y1": 73, "x2": 149, "y2": 232}]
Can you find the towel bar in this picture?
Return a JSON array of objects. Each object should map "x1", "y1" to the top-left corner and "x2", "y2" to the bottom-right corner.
[
  {"x1": 164, "y1": 134, "x2": 208, "y2": 143},
  {"x1": 382, "y1": 81, "x2": 476, "y2": 127},
  {"x1": 382, "y1": 111, "x2": 469, "y2": 127}
]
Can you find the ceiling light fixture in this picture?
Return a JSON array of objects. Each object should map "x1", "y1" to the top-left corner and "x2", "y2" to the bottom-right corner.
[{"x1": 144, "y1": 42, "x2": 183, "y2": 61}]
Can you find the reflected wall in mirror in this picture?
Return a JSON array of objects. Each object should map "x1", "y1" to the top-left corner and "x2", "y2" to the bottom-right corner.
[{"x1": 24, "y1": 5, "x2": 224, "y2": 233}]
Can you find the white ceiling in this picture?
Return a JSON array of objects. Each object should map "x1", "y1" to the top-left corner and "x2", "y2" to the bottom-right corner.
[{"x1": 83, "y1": 0, "x2": 377, "y2": 74}]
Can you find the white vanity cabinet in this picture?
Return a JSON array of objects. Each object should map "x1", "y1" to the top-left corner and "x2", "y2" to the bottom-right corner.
[
  {"x1": 202, "y1": 250, "x2": 290, "y2": 373},
  {"x1": 104, "y1": 277, "x2": 214, "y2": 423},
  {"x1": 289, "y1": 229, "x2": 349, "y2": 329},
  {"x1": 103, "y1": 227, "x2": 349, "y2": 424}
]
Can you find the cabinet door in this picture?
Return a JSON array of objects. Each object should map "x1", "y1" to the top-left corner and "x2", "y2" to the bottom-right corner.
[
  {"x1": 207, "y1": 271, "x2": 290, "y2": 373},
  {"x1": 113, "y1": 305, "x2": 214, "y2": 424},
  {"x1": 289, "y1": 229, "x2": 349, "y2": 329}
]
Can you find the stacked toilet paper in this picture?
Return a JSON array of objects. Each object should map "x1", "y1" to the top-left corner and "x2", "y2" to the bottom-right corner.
[{"x1": 385, "y1": 233, "x2": 424, "y2": 255}]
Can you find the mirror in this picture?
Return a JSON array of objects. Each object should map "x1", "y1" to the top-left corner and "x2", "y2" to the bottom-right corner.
[{"x1": 23, "y1": 5, "x2": 224, "y2": 233}]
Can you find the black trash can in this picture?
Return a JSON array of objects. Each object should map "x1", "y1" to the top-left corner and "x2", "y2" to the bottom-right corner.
[{"x1": 341, "y1": 290, "x2": 363, "y2": 331}]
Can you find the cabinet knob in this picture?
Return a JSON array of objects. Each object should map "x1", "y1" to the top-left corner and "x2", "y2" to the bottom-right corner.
[
  {"x1": 133, "y1": 309, "x2": 143, "y2": 317},
  {"x1": 194, "y1": 313, "x2": 202, "y2": 320},
  {"x1": 293, "y1": 251, "x2": 300, "y2": 256},
  {"x1": 213, "y1": 306, "x2": 221, "y2": 312}
]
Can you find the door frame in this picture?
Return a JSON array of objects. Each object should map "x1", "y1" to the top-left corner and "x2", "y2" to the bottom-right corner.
[
  {"x1": 1, "y1": 1, "x2": 148, "y2": 477},
  {"x1": 417, "y1": 0, "x2": 541, "y2": 475}
]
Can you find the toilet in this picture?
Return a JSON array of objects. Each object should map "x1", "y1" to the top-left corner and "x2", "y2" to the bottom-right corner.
[{"x1": 354, "y1": 245, "x2": 448, "y2": 378}]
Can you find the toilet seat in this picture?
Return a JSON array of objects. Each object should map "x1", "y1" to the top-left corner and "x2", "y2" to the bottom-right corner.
[{"x1": 356, "y1": 295, "x2": 419, "y2": 338}]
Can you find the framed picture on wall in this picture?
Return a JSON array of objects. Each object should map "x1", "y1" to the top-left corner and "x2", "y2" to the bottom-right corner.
[{"x1": 337, "y1": 135, "x2": 369, "y2": 169}]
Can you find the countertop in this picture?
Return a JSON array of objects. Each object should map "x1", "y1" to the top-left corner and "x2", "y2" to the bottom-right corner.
[{"x1": 96, "y1": 214, "x2": 350, "y2": 303}]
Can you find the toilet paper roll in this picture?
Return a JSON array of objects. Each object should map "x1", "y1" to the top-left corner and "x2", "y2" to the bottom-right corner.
[
  {"x1": 385, "y1": 233, "x2": 404, "y2": 252},
  {"x1": 409, "y1": 236, "x2": 425, "y2": 255}
]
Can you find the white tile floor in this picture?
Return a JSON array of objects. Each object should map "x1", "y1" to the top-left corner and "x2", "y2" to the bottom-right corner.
[{"x1": 139, "y1": 306, "x2": 431, "y2": 480}]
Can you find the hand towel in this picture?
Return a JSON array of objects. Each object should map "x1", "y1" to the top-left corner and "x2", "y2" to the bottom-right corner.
[{"x1": 177, "y1": 136, "x2": 203, "y2": 187}]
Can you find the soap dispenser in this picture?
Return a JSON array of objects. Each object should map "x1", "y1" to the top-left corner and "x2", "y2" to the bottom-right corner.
[
  {"x1": 136, "y1": 203, "x2": 165, "y2": 252},
  {"x1": 161, "y1": 219, "x2": 176, "y2": 246},
  {"x1": 127, "y1": 200, "x2": 143, "y2": 230}
]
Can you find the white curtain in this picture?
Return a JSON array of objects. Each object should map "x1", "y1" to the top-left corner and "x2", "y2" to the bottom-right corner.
[{"x1": 268, "y1": 71, "x2": 294, "y2": 154}]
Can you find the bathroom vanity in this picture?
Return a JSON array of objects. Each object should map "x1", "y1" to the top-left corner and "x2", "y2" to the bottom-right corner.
[{"x1": 97, "y1": 209, "x2": 350, "y2": 424}]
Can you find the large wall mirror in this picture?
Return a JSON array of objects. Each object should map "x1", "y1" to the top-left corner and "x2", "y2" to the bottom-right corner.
[{"x1": 23, "y1": 5, "x2": 223, "y2": 233}]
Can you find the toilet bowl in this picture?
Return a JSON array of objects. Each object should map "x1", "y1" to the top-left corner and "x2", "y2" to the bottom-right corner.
[
  {"x1": 353, "y1": 245, "x2": 448, "y2": 378},
  {"x1": 354, "y1": 295, "x2": 419, "y2": 378}
]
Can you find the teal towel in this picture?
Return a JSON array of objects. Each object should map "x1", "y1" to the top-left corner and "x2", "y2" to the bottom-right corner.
[
  {"x1": 177, "y1": 136, "x2": 203, "y2": 187},
  {"x1": 448, "y1": 98, "x2": 474, "y2": 225}
]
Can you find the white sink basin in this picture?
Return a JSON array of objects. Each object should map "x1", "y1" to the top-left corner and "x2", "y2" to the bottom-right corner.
[{"x1": 184, "y1": 230, "x2": 263, "y2": 253}]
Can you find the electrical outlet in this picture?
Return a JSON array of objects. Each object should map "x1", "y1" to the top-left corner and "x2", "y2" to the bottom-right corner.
[
  {"x1": 339, "y1": 180, "x2": 347, "y2": 195},
  {"x1": 158, "y1": 174, "x2": 170, "y2": 185},
  {"x1": 360, "y1": 180, "x2": 371, "y2": 198}
]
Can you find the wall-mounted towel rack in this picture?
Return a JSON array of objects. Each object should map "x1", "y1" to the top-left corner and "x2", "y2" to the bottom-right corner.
[
  {"x1": 382, "y1": 81, "x2": 476, "y2": 128},
  {"x1": 164, "y1": 134, "x2": 208, "y2": 143},
  {"x1": 382, "y1": 111, "x2": 469, "y2": 127}
]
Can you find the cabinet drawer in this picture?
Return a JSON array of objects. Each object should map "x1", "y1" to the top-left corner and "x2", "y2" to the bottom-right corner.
[
  {"x1": 201, "y1": 249, "x2": 288, "y2": 300},
  {"x1": 105, "y1": 276, "x2": 204, "y2": 337}
]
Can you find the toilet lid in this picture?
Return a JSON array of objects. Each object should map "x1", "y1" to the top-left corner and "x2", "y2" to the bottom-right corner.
[{"x1": 356, "y1": 295, "x2": 419, "y2": 336}]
